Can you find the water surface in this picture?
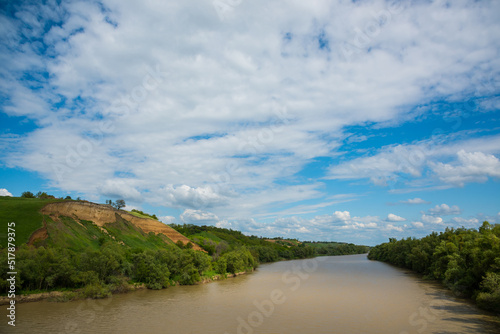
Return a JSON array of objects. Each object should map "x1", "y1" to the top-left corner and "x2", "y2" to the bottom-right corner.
[{"x1": 2, "y1": 254, "x2": 499, "y2": 333}]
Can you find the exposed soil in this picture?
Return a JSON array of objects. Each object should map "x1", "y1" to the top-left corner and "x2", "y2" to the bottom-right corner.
[
  {"x1": 27, "y1": 219, "x2": 48, "y2": 246},
  {"x1": 40, "y1": 201, "x2": 204, "y2": 251}
]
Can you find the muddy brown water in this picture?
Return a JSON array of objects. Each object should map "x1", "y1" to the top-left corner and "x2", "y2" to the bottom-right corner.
[{"x1": 2, "y1": 254, "x2": 499, "y2": 333}]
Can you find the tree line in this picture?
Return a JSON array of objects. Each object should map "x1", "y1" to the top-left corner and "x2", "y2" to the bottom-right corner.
[
  {"x1": 368, "y1": 221, "x2": 500, "y2": 313},
  {"x1": 0, "y1": 242, "x2": 256, "y2": 299},
  {"x1": 0, "y1": 221, "x2": 371, "y2": 300}
]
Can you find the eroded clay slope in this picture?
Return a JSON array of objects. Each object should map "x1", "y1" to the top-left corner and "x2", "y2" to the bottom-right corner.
[{"x1": 41, "y1": 201, "x2": 203, "y2": 251}]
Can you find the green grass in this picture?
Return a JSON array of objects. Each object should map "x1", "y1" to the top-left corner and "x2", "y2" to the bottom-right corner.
[
  {"x1": 0, "y1": 196, "x2": 67, "y2": 248},
  {"x1": 43, "y1": 216, "x2": 104, "y2": 251},
  {"x1": 128, "y1": 211, "x2": 156, "y2": 220},
  {"x1": 0, "y1": 196, "x2": 176, "y2": 252},
  {"x1": 102, "y1": 219, "x2": 169, "y2": 250},
  {"x1": 192, "y1": 231, "x2": 223, "y2": 242},
  {"x1": 201, "y1": 270, "x2": 218, "y2": 278}
]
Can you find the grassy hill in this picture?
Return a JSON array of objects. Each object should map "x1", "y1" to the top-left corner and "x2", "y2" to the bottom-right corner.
[
  {"x1": 0, "y1": 196, "x2": 66, "y2": 248},
  {"x1": 0, "y1": 197, "x2": 200, "y2": 251},
  {"x1": 0, "y1": 196, "x2": 370, "y2": 300}
]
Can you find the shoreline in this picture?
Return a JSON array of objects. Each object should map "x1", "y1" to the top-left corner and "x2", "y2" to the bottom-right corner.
[{"x1": 0, "y1": 271, "x2": 250, "y2": 306}]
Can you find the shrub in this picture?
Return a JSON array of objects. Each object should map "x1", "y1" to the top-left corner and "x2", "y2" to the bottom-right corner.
[
  {"x1": 21, "y1": 191, "x2": 35, "y2": 198},
  {"x1": 80, "y1": 282, "x2": 111, "y2": 299}
]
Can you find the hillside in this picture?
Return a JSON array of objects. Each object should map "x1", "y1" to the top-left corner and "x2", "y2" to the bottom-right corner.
[
  {"x1": 0, "y1": 196, "x2": 370, "y2": 301},
  {"x1": 38, "y1": 201, "x2": 203, "y2": 251},
  {"x1": 0, "y1": 197, "x2": 202, "y2": 251}
]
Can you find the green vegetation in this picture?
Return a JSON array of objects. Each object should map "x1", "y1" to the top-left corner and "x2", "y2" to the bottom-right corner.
[
  {"x1": 0, "y1": 243, "x2": 216, "y2": 297},
  {"x1": 0, "y1": 196, "x2": 370, "y2": 301},
  {"x1": 170, "y1": 224, "x2": 317, "y2": 262},
  {"x1": 171, "y1": 224, "x2": 370, "y2": 262},
  {"x1": 304, "y1": 241, "x2": 370, "y2": 256},
  {"x1": 129, "y1": 209, "x2": 158, "y2": 220},
  {"x1": 0, "y1": 196, "x2": 65, "y2": 247},
  {"x1": 368, "y1": 222, "x2": 500, "y2": 313}
]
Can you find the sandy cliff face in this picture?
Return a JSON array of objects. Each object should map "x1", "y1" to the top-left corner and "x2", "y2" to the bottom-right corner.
[{"x1": 40, "y1": 201, "x2": 203, "y2": 251}]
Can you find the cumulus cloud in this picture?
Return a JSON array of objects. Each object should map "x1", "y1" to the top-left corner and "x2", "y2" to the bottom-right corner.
[
  {"x1": 430, "y1": 150, "x2": 500, "y2": 187},
  {"x1": 452, "y1": 217, "x2": 479, "y2": 225},
  {"x1": 386, "y1": 224, "x2": 404, "y2": 232},
  {"x1": 1, "y1": 0, "x2": 499, "y2": 241},
  {"x1": 387, "y1": 213, "x2": 406, "y2": 222},
  {"x1": 99, "y1": 179, "x2": 142, "y2": 202},
  {"x1": 328, "y1": 137, "x2": 500, "y2": 190},
  {"x1": 427, "y1": 204, "x2": 461, "y2": 216},
  {"x1": 401, "y1": 198, "x2": 430, "y2": 205},
  {"x1": 180, "y1": 209, "x2": 220, "y2": 225},
  {"x1": 412, "y1": 221, "x2": 424, "y2": 228},
  {"x1": 310, "y1": 211, "x2": 379, "y2": 230},
  {"x1": 333, "y1": 211, "x2": 351, "y2": 222},
  {"x1": 158, "y1": 185, "x2": 227, "y2": 209},
  {"x1": 159, "y1": 216, "x2": 177, "y2": 224},
  {"x1": 0, "y1": 189, "x2": 13, "y2": 197},
  {"x1": 421, "y1": 214, "x2": 443, "y2": 225},
  {"x1": 2, "y1": 2, "x2": 499, "y2": 199}
]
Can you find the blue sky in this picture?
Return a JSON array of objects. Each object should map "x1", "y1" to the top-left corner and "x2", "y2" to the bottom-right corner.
[{"x1": 1, "y1": 0, "x2": 499, "y2": 245}]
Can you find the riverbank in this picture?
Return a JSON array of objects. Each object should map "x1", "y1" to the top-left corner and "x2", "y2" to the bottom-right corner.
[{"x1": 0, "y1": 271, "x2": 251, "y2": 306}]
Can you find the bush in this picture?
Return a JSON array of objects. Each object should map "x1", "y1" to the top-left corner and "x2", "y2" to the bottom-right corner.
[
  {"x1": 21, "y1": 191, "x2": 35, "y2": 198},
  {"x1": 476, "y1": 272, "x2": 500, "y2": 312},
  {"x1": 179, "y1": 264, "x2": 200, "y2": 285},
  {"x1": 108, "y1": 276, "x2": 130, "y2": 294},
  {"x1": 80, "y1": 282, "x2": 111, "y2": 299},
  {"x1": 214, "y1": 257, "x2": 227, "y2": 275}
]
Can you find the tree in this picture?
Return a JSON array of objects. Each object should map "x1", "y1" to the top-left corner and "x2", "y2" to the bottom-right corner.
[
  {"x1": 21, "y1": 191, "x2": 35, "y2": 198},
  {"x1": 115, "y1": 199, "x2": 126, "y2": 210},
  {"x1": 106, "y1": 199, "x2": 126, "y2": 210},
  {"x1": 36, "y1": 191, "x2": 55, "y2": 199}
]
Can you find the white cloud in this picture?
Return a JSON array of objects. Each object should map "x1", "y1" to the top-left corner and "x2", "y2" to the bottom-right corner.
[
  {"x1": 421, "y1": 214, "x2": 443, "y2": 225},
  {"x1": 412, "y1": 221, "x2": 424, "y2": 228},
  {"x1": 159, "y1": 216, "x2": 177, "y2": 224},
  {"x1": 333, "y1": 211, "x2": 351, "y2": 222},
  {"x1": 386, "y1": 224, "x2": 403, "y2": 232},
  {"x1": 0, "y1": 188, "x2": 13, "y2": 197},
  {"x1": 100, "y1": 179, "x2": 142, "y2": 202},
  {"x1": 401, "y1": 198, "x2": 430, "y2": 205},
  {"x1": 1, "y1": 0, "x2": 499, "y2": 237},
  {"x1": 387, "y1": 213, "x2": 406, "y2": 222},
  {"x1": 158, "y1": 185, "x2": 228, "y2": 209},
  {"x1": 328, "y1": 136, "x2": 500, "y2": 190},
  {"x1": 452, "y1": 217, "x2": 479, "y2": 225},
  {"x1": 428, "y1": 204, "x2": 461, "y2": 216},
  {"x1": 430, "y1": 150, "x2": 500, "y2": 187},
  {"x1": 180, "y1": 209, "x2": 220, "y2": 225}
]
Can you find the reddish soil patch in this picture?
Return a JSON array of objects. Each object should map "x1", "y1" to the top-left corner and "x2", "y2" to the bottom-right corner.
[{"x1": 28, "y1": 220, "x2": 48, "y2": 246}]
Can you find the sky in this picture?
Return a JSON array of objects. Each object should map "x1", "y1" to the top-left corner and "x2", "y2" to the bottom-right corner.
[{"x1": 0, "y1": 0, "x2": 499, "y2": 246}]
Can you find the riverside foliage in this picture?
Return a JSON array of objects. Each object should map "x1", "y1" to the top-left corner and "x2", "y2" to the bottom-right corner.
[
  {"x1": 0, "y1": 222, "x2": 367, "y2": 300},
  {"x1": 0, "y1": 196, "x2": 369, "y2": 300},
  {"x1": 368, "y1": 222, "x2": 500, "y2": 313}
]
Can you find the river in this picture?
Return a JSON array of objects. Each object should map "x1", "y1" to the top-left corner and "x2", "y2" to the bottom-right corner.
[{"x1": 2, "y1": 254, "x2": 499, "y2": 333}]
